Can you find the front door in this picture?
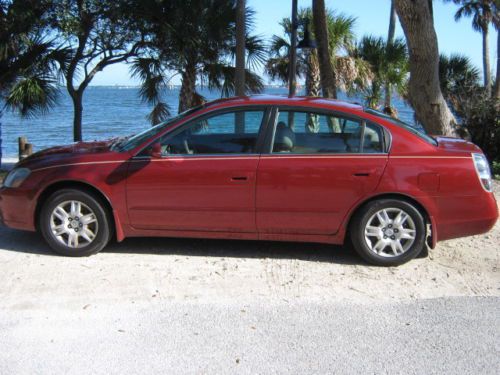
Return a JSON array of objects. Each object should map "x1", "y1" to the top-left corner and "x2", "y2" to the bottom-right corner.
[
  {"x1": 126, "y1": 108, "x2": 268, "y2": 232},
  {"x1": 256, "y1": 108, "x2": 388, "y2": 235}
]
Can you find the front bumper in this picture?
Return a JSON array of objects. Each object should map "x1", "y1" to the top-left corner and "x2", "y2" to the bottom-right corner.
[{"x1": 0, "y1": 187, "x2": 36, "y2": 231}]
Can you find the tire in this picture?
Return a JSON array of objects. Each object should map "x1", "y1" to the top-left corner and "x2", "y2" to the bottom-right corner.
[
  {"x1": 350, "y1": 199, "x2": 426, "y2": 266},
  {"x1": 39, "y1": 189, "x2": 112, "y2": 256}
]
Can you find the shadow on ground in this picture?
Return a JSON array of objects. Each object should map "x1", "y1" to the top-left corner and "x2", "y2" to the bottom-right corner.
[{"x1": 0, "y1": 226, "x2": 363, "y2": 265}]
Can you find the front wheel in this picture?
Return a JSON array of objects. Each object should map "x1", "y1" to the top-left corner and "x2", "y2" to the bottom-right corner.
[
  {"x1": 39, "y1": 189, "x2": 112, "y2": 256},
  {"x1": 350, "y1": 199, "x2": 426, "y2": 266}
]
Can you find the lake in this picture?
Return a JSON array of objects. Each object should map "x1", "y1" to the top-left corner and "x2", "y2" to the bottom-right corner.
[{"x1": 0, "y1": 86, "x2": 415, "y2": 159}]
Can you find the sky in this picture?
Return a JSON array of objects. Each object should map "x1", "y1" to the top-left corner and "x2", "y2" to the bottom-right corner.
[{"x1": 90, "y1": 0, "x2": 498, "y2": 86}]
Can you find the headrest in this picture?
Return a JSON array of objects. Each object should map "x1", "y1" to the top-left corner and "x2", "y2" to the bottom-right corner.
[{"x1": 274, "y1": 122, "x2": 295, "y2": 152}]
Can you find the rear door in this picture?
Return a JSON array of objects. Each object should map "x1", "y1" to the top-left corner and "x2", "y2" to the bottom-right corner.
[
  {"x1": 256, "y1": 108, "x2": 388, "y2": 235},
  {"x1": 126, "y1": 107, "x2": 269, "y2": 232}
]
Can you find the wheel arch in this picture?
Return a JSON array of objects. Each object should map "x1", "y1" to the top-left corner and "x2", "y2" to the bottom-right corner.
[
  {"x1": 344, "y1": 192, "x2": 437, "y2": 248},
  {"x1": 34, "y1": 180, "x2": 121, "y2": 240}
]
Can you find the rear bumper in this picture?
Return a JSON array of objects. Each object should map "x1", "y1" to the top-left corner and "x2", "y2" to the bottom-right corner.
[{"x1": 435, "y1": 192, "x2": 498, "y2": 241}]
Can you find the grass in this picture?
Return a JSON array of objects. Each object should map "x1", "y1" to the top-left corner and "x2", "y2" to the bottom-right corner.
[{"x1": 0, "y1": 170, "x2": 7, "y2": 184}]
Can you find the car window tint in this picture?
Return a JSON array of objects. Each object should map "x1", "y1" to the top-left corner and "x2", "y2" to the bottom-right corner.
[
  {"x1": 160, "y1": 110, "x2": 264, "y2": 155},
  {"x1": 272, "y1": 111, "x2": 364, "y2": 154}
]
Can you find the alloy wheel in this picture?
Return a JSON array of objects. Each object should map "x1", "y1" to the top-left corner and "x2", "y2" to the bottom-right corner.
[
  {"x1": 49, "y1": 200, "x2": 99, "y2": 249},
  {"x1": 364, "y1": 208, "x2": 417, "y2": 257}
]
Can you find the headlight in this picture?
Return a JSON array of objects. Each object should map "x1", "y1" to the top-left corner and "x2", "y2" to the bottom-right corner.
[
  {"x1": 3, "y1": 168, "x2": 31, "y2": 188},
  {"x1": 472, "y1": 153, "x2": 493, "y2": 192}
]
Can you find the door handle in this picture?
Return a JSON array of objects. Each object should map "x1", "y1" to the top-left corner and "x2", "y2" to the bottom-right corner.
[
  {"x1": 231, "y1": 176, "x2": 248, "y2": 181},
  {"x1": 353, "y1": 172, "x2": 371, "y2": 177}
]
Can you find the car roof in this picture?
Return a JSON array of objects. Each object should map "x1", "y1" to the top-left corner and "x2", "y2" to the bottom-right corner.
[{"x1": 205, "y1": 95, "x2": 365, "y2": 112}]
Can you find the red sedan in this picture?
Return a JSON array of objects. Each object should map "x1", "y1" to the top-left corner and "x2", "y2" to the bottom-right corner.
[{"x1": 0, "y1": 96, "x2": 497, "y2": 265}]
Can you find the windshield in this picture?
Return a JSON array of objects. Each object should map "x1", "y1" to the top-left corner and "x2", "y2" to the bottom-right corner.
[
  {"x1": 364, "y1": 108, "x2": 438, "y2": 146},
  {"x1": 113, "y1": 106, "x2": 203, "y2": 152}
]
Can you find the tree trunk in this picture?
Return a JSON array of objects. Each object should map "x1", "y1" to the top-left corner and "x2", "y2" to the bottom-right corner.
[
  {"x1": 312, "y1": 0, "x2": 337, "y2": 99},
  {"x1": 289, "y1": 0, "x2": 298, "y2": 96},
  {"x1": 387, "y1": 0, "x2": 397, "y2": 42},
  {"x1": 305, "y1": 50, "x2": 321, "y2": 97},
  {"x1": 70, "y1": 92, "x2": 83, "y2": 142},
  {"x1": 394, "y1": 0, "x2": 456, "y2": 136},
  {"x1": 0, "y1": 109, "x2": 3, "y2": 168},
  {"x1": 495, "y1": 30, "x2": 500, "y2": 100},
  {"x1": 482, "y1": 24, "x2": 491, "y2": 94},
  {"x1": 235, "y1": 0, "x2": 246, "y2": 97},
  {"x1": 385, "y1": 0, "x2": 397, "y2": 107},
  {"x1": 178, "y1": 60, "x2": 197, "y2": 113}
]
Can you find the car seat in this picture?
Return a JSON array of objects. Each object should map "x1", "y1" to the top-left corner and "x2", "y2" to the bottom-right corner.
[{"x1": 274, "y1": 122, "x2": 296, "y2": 152}]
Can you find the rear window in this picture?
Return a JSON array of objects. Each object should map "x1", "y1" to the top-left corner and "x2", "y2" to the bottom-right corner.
[{"x1": 364, "y1": 108, "x2": 438, "y2": 146}]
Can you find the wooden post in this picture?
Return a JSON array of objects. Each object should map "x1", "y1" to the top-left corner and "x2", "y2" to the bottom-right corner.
[
  {"x1": 18, "y1": 137, "x2": 27, "y2": 160},
  {"x1": 25, "y1": 143, "x2": 33, "y2": 157},
  {"x1": 18, "y1": 136, "x2": 33, "y2": 160}
]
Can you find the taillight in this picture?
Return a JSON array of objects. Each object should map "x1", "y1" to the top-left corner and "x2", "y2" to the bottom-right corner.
[{"x1": 472, "y1": 153, "x2": 493, "y2": 192}]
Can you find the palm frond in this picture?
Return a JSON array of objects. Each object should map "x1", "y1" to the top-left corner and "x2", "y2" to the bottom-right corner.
[
  {"x1": 245, "y1": 34, "x2": 267, "y2": 71},
  {"x1": 147, "y1": 102, "x2": 171, "y2": 125},
  {"x1": 5, "y1": 74, "x2": 59, "y2": 118},
  {"x1": 204, "y1": 63, "x2": 264, "y2": 97}
]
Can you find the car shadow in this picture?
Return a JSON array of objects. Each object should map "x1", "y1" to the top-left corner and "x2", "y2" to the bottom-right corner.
[{"x1": 0, "y1": 226, "x2": 364, "y2": 265}]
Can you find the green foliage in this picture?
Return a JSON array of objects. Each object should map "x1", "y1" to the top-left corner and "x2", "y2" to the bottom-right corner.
[
  {"x1": 128, "y1": 0, "x2": 265, "y2": 121},
  {"x1": 266, "y1": 7, "x2": 360, "y2": 92},
  {"x1": 446, "y1": 0, "x2": 498, "y2": 32},
  {"x1": 455, "y1": 89, "x2": 499, "y2": 163},
  {"x1": 355, "y1": 35, "x2": 408, "y2": 108},
  {"x1": 439, "y1": 53, "x2": 499, "y2": 163},
  {"x1": 492, "y1": 161, "x2": 500, "y2": 180},
  {"x1": 0, "y1": 1, "x2": 58, "y2": 111},
  {"x1": 439, "y1": 54, "x2": 480, "y2": 99},
  {"x1": 5, "y1": 75, "x2": 59, "y2": 117}
]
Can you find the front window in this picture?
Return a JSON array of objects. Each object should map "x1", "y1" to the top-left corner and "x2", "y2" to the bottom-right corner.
[
  {"x1": 148, "y1": 110, "x2": 266, "y2": 156},
  {"x1": 114, "y1": 106, "x2": 203, "y2": 152},
  {"x1": 271, "y1": 110, "x2": 384, "y2": 154}
]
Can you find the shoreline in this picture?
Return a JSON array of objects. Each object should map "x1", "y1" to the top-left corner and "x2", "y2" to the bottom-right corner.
[{"x1": 0, "y1": 158, "x2": 18, "y2": 170}]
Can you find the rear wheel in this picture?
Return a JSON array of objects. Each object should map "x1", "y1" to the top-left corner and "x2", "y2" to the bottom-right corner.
[
  {"x1": 39, "y1": 189, "x2": 112, "y2": 256},
  {"x1": 350, "y1": 199, "x2": 426, "y2": 266}
]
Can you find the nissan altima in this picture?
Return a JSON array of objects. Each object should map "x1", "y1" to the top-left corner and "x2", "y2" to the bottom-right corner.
[{"x1": 0, "y1": 96, "x2": 497, "y2": 266}]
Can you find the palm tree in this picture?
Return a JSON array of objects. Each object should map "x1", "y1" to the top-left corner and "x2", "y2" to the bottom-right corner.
[
  {"x1": 131, "y1": 0, "x2": 265, "y2": 123},
  {"x1": 265, "y1": 10, "x2": 315, "y2": 95},
  {"x1": 0, "y1": 0, "x2": 60, "y2": 167},
  {"x1": 356, "y1": 35, "x2": 408, "y2": 109},
  {"x1": 439, "y1": 54, "x2": 480, "y2": 100},
  {"x1": 266, "y1": 8, "x2": 366, "y2": 97},
  {"x1": 446, "y1": 0, "x2": 496, "y2": 94}
]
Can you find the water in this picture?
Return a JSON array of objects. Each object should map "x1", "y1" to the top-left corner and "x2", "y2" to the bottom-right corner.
[{"x1": 0, "y1": 86, "x2": 414, "y2": 159}]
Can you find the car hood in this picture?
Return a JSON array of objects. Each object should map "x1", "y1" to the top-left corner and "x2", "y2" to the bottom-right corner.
[
  {"x1": 434, "y1": 136, "x2": 482, "y2": 154},
  {"x1": 15, "y1": 139, "x2": 125, "y2": 171}
]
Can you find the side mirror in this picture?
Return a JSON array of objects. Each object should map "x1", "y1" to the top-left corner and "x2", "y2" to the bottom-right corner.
[{"x1": 150, "y1": 142, "x2": 162, "y2": 158}]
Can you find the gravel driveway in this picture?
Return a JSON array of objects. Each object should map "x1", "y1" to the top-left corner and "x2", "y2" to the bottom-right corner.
[{"x1": 0, "y1": 182, "x2": 498, "y2": 374}]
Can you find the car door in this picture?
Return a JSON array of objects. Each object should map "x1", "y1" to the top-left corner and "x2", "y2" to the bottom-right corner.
[
  {"x1": 256, "y1": 107, "x2": 388, "y2": 235},
  {"x1": 126, "y1": 107, "x2": 269, "y2": 232}
]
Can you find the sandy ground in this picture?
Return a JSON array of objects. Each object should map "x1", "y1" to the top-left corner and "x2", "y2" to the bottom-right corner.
[
  {"x1": 0, "y1": 179, "x2": 498, "y2": 374},
  {"x1": 0, "y1": 183, "x2": 498, "y2": 310}
]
